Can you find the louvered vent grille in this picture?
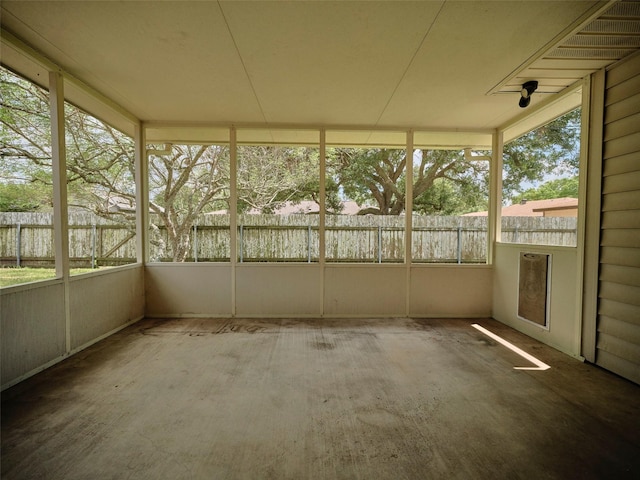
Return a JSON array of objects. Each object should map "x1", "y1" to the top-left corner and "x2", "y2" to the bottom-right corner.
[
  {"x1": 562, "y1": 35, "x2": 640, "y2": 48},
  {"x1": 492, "y1": 1, "x2": 640, "y2": 95},
  {"x1": 548, "y1": 47, "x2": 637, "y2": 59},
  {"x1": 549, "y1": 1, "x2": 640, "y2": 60}
]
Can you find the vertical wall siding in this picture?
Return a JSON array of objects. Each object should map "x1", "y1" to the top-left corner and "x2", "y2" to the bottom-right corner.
[
  {"x1": 1, "y1": 266, "x2": 145, "y2": 390},
  {"x1": 598, "y1": 53, "x2": 640, "y2": 384},
  {"x1": 0, "y1": 282, "x2": 66, "y2": 387}
]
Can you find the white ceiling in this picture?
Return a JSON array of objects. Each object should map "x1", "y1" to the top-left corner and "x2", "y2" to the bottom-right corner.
[{"x1": 1, "y1": 0, "x2": 638, "y2": 141}]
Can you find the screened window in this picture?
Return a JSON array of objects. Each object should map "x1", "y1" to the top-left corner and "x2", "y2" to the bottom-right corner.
[
  {"x1": 148, "y1": 144, "x2": 231, "y2": 262},
  {"x1": 325, "y1": 135, "x2": 406, "y2": 263},
  {"x1": 411, "y1": 148, "x2": 489, "y2": 263},
  {"x1": 65, "y1": 103, "x2": 137, "y2": 273},
  {"x1": 236, "y1": 141, "x2": 319, "y2": 262},
  {"x1": 0, "y1": 67, "x2": 56, "y2": 286},
  {"x1": 501, "y1": 108, "x2": 581, "y2": 247}
]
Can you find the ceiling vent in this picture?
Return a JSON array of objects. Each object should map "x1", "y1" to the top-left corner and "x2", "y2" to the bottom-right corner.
[{"x1": 491, "y1": 1, "x2": 640, "y2": 96}]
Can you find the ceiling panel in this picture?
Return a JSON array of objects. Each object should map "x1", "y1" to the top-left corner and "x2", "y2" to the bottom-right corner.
[
  {"x1": 219, "y1": 1, "x2": 443, "y2": 125},
  {"x1": 379, "y1": 1, "x2": 603, "y2": 129},
  {"x1": 2, "y1": 0, "x2": 636, "y2": 137},
  {"x1": 1, "y1": 1, "x2": 263, "y2": 122}
]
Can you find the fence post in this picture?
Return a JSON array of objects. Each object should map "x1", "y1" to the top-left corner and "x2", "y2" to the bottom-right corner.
[
  {"x1": 91, "y1": 224, "x2": 97, "y2": 268},
  {"x1": 308, "y1": 225, "x2": 312, "y2": 263},
  {"x1": 378, "y1": 226, "x2": 382, "y2": 264},
  {"x1": 514, "y1": 226, "x2": 519, "y2": 243},
  {"x1": 457, "y1": 226, "x2": 462, "y2": 264},
  {"x1": 16, "y1": 223, "x2": 22, "y2": 267},
  {"x1": 239, "y1": 224, "x2": 244, "y2": 263},
  {"x1": 193, "y1": 224, "x2": 198, "y2": 262}
]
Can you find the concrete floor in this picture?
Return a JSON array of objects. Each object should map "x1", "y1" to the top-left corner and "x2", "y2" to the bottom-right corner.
[{"x1": 2, "y1": 317, "x2": 639, "y2": 479}]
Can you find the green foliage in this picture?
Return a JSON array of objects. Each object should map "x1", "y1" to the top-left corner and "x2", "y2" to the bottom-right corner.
[
  {"x1": 237, "y1": 145, "x2": 319, "y2": 213},
  {"x1": 503, "y1": 108, "x2": 581, "y2": 202},
  {"x1": 328, "y1": 148, "x2": 407, "y2": 215},
  {"x1": 0, "y1": 183, "x2": 52, "y2": 211},
  {"x1": 0, "y1": 67, "x2": 53, "y2": 208},
  {"x1": 1, "y1": 66, "x2": 136, "y2": 219},
  {"x1": 148, "y1": 144, "x2": 231, "y2": 260},
  {"x1": 512, "y1": 176, "x2": 579, "y2": 203},
  {"x1": 328, "y1": 147, "x2": 489, "y2": 215}
]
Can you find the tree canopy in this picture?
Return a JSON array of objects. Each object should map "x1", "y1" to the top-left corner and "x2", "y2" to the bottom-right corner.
[
  {"x1": 327, "y1": 147, "x2": 489, "y2": 216},
  {"x1": 512, "y1": 176, "x2": 579, "y2": 204},
  {"x1": 502, "y1": 108, "x2": 581, "y2": 202}
]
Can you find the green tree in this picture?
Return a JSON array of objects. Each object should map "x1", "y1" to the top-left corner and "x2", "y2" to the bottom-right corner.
[
  {"x1": 325, "y1": 109, "x2": 580, "y2": 216},
  {"x1": 328, "y1": 147, "x2": 489, "y2": 215},
  {"x1": 512, "y1": 176, "x2": 579, "y2": 204},
  {"x1": 503, "y1": 108, "x2": 581, "y2": 202},
  {"x1": 1, "y1": 67, "x2": 53, "y2": 210},
  {"x1": 148, "y1": 144, "x2": 230, "y2": 261},
  {"x1": 236, "y1": 145, "x2": 319, "y2": 214},
  {"x1": 0, "y1": 183, "x2": 52, "y2": 211}
]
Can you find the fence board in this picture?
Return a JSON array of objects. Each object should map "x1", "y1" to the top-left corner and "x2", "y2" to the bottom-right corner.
[{"x1": 1, "y1": 212, "x2": 577, "y2": 266}]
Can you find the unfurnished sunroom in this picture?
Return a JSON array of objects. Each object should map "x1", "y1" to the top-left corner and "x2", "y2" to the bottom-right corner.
[{"x1": 1, "y1": 1, "x2": 639, "y2": 478}]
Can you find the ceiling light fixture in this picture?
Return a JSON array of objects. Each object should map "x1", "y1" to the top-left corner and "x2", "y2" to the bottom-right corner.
[{"x1": 519, "y1": 80, "x2": 538, "y2": 108}]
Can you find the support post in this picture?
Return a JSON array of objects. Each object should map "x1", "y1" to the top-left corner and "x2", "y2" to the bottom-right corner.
[
  {"x1": 230, "y1": 127, "x2": 237, "y2": 316},
  {"x1": 134, "y1": 122, "x2": 148, "y2": 263},
  {"x1": 405, "y1": 130, "x2": 414, "y2": 316},
  {"x1": 91, "y1": 224, "x2": 97, "y2": 268},
  {"x1": 16, "y1": 223, "x2": 21, "y2": 268},
  {"x1": 50, "y1": 71, "x2": 69, "y2": 280},
  {"x1": 488, "y1": 130, "x2": 503, "y2": 264},
  {"x1": 49, "y1": 71, "x2": 70, "y2": 353},
  {"x1": 193, "y1": 224, "x2": 198, "y2": 262},
  {"x1": 319, "y1": 129, "x2": 326, "y2": 316},
  {"x1": 457, "y1": 226, "x2": 462, "y2": 264}
]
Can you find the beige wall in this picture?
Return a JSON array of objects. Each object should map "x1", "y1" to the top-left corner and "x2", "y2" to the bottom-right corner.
[
  {"x1": 492, "y1": 243, "x2": 581, "y2": 357},
  {"x1": 69, "y1": 266, "x2": 145, "y2": 349},
  {"x1": 1, "y1": 281, "x2": 66, "y2": 388},
  {"x1": 324, "y1": 265, "x2": 406, "y2": 317},
  {"x1": 237, "y1": 264, "x2": 322, "y2": 317},
  {"x1": 145, "y1": 263, "x2": 493, "y2": 319},
  {"x1": 410, "y1": 266, "x2": 492, "y2": 317},
  {"x1": 145, "y1": 264, "x2": 232, "y2": 317}
]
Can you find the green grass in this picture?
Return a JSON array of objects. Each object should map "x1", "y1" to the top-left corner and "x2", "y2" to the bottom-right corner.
[{"x1": 0, "y1": 267, "x2": 100, "y2": 287}]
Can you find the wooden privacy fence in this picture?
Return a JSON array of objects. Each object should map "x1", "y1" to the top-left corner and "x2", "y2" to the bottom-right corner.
[
  {"x1": 1, "y1": 212, "x2": 577, "y2": 267},
  {"x1": 0, "y1": 212, "x2": 136, "y2": 268}
]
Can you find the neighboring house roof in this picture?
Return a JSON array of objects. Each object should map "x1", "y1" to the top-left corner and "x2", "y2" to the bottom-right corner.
[
  {"x1": 207, "y1": 200, "x2": 364, "y2": 216},
  {"x1": 464, "y1": 198, "x2": 578, "y2": 217},
  {"x1": 273, "y1": 200, "x2": 363, "y2": 215},
  {"x1": 105, "y1": 196, "x2": 136, "y2": 213}
]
